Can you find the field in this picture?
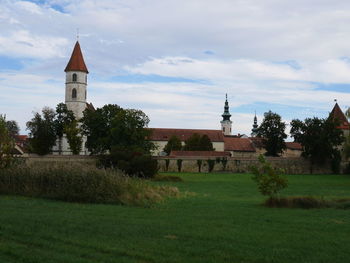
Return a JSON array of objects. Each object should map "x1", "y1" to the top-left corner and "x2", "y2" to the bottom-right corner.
[{"x1": 0, "y1": 172, "x2": 350, "y2": 263}]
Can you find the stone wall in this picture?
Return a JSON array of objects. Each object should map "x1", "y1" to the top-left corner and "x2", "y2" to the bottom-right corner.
[{"x1": 156, "y1": 156, "x2": 336, "y2": 174}]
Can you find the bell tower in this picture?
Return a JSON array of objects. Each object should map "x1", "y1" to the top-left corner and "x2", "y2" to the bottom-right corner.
[
  {"x1": 64, "y1": 41, "x2": 88, "y2": 120},
  {"x1": 220, "y1": 94, "x2": 232, "y2": 135}
]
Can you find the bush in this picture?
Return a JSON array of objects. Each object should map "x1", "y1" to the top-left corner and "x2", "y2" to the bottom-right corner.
[
  {"x1": 250, "y1": 155, "x2": 288, "y2": 198},
  {"x1": 207, "y1": 159, "x2": 215, "y2": 172},
  {"x1": 265, "y1": 196, "x2": 350, "y2": 209},
  {"x1": 197, "y1": 160, "x2": 202, "y2": 172},
  {"x1": 0, "y1": 164, "x2": 179, "y2": 206},
  {"x1": 97, "y1": 151, "x2": 158, "y2": 179},
  {"x1": 221, "y1": 157, "x2": 228, "y2": 171},
  {"x1": 177, "y1": 159, "x2": 183, "y2": 172},
  {"x1": 165, "y1": 159, "x2": 170, "y2": 172}
]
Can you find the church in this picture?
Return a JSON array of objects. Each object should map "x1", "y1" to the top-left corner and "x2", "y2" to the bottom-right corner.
[{"x1": 51, "y1": 41, "x2": 348, "y2": 158}]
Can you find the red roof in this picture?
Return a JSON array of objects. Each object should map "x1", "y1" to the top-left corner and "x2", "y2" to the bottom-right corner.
[
  {"x1": 285, "y1": 142, "x2": 302, "y2": 150},
  {"x1": 149, "y1": 128, "x2": 224, "y2": 142},
  {"x1": 224, "y1": 137, "x2": 256, "y2": 152},
  {"x1": 169, "y1": 151, "x2": 230, "y2": 157},
  {"x1": 14, "y1": 135, "x2": 28, "y2": 141},
  {"x1": 329, "y1": 103, "x2": 349, "y2": 130},
  {"x1": 64, "y1": 41, "x2": 89, "y2": 73}
]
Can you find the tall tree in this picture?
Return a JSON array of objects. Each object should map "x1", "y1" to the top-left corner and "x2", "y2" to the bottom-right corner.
[
  {"x1": 5, "y1": 120, "x2": 19, "y2": 138},
  {"x1": 290, "y1": 117, "x2": 344, "y2": 173},
  {"x1": 257, "y1": 111, "x2": 287, "y2": 156},
  {"x1": 26, "y1": 107, "x2": 56, "y2": 155},
  {"x1": 163, "y1": 135, "x2": 182, "y2": 155},
  {"x1": 81, "y1": 104, "x2": 154, "y2": 154},
  {"x1": 64, "y1": 120, "x2": 82, "y2": 155},
  {"x1": 183, "y1": 133, "x2": 214, "y2": 151},
  {"x1": 0, "y1": 115, "x2": 15, "y2": 168},
  {"x1": 54, "y1": 103, "x2": 75, "y2": 154}
]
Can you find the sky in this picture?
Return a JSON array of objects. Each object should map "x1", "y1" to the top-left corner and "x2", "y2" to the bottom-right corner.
[{"x1": 1, "y1": 0, "x2": 350, "y2": 137}]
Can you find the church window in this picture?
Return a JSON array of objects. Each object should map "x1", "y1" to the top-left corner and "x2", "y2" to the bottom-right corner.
[
  {"x1": 72, "y1": 88, "x2": 77, "y2": 99},
  {"x1": 72, "y1": 73, "x2": 77, "y2": 82}
]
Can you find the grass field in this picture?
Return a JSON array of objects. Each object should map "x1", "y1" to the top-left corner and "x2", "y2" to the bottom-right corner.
[{"x1": 1, "y1": 172, "x2": 350, "y2": 263}]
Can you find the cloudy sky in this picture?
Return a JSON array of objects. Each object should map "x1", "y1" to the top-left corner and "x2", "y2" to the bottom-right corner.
[{"x1": 1, "y1": 0, "x2": 350, "y2": 136}]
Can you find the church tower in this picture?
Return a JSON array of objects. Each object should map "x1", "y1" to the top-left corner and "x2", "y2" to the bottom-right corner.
[
  {"x1": 251, "y1": 112, "x2": 258, "y2": 137},
  {"x1": 64, "y1": 41, "x2": 88, "y2": 120},
  {"x1": 221, "y1": 94, "x2": 232, "y2": 135}
]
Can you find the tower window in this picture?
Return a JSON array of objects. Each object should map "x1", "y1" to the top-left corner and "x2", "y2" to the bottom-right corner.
[
  {"x1": 72, "y1": 73, "x2": 77, "y2": 82},
  {"x1": 72, "y1": 88, "x2": 77, "y2": 99}
]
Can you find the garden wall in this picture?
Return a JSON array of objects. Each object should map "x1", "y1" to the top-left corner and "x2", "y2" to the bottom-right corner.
[{"x1": 156, "y1": 157, "x2": 337, "y2": 174}]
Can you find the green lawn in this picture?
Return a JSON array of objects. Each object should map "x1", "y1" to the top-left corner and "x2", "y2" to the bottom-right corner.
[{"x1": 1, "y1": 173, "x2": 350, "y2": 263}]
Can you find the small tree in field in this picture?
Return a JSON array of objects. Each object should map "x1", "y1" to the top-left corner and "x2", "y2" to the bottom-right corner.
[
  {"x1": 250, "y1": 155, "x2": 288, "y2": 199},
  {"x1": 163, "y1": 135, "x2": 182, "y2": 155}
]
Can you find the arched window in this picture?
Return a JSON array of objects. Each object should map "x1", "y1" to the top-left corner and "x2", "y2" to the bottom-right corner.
[
  {"x1": 72, "y1": 88, "x2": 77, "y2": 99},
  {"x1": 72, "y1": 73, "x2": 77, "y2": 82}
]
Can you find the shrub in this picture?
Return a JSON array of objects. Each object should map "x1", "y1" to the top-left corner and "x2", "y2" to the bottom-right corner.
[
  {"x1": 197, "y1": 160, "x2": 202, "y2": 172},
  {"x1": 165, "y1": 159, "x2": 170, "y2": 172},
  {"x1": 221, "y1": 157, "x2": 228, "y2": 171},
  {"x1": 250, "y1": 155, "x2": 288, "y2": 198},
  {"x1": 264, "y1": 196, "x2": 350, "y2": 209},
  {"x1": 177, "y1": 159, "x2": 183, "y2": 172},
  {"x1": 97, "y1": 151, "x2": 158, "y2": 179},
  {"x1": 0, "y1": 164, "x2": 179, "y2": 206},
  {"x1": 207, "y1": 159, "x2": 215, "y2": 172}
]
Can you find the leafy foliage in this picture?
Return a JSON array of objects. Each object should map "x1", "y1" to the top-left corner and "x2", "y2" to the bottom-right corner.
[
  {"x1": 257, "y1": 111, "x2": 287, "y2": 156},
  {"x1": 97, "y1": 150, "x2": 158, "y2": 179},
  {"x1": 26, "y1": 107, "x2": 57, "y2": 155},
  {"x1": 183, "y1": 133, "x2": 214, "y2": 151},
  {"x1": 251, "y1": 155, "x2": 288, "y2": 198},
  {"x1": 197, "y1": 159, "x2": 202, "y2": 172},
  {"x1": 176, "y1": 159, "x2": 183, "y2": 172},
  {"x1": 5, "y1": 120, "x2": 20, "y2": 137},
  {"x1": 55, "y1": 103, "x2": 75, "y2": 154},
  {"x1": 290, "y1": 117, "x2": 344, "y2": 173},
  {"x1": 64, "y1": 120, "x2": 83, "y2": 155},
  {"x1": 163, "y1": 135, "x2": 182, "y2": 155},
  {"x1": 207, "y1": 159, "x2": 215, "y2": 172},
  {"x1": 0, "y1": 115, "x2": 15, "y2": 168},
  {"x1": 221, "y1": 157, "x2": 228, "y2": 171},
  {"x1": 81, "y1": 104, "x2": 154, "y2": 154}
]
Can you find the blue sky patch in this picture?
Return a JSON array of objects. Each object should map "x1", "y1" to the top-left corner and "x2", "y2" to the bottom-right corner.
[
  {"x1": 0, "y1": 56, "x2": 24, "y2": 71},
  {"x1": 107, "y1": 74, "x2": 208, "y2": 84}
]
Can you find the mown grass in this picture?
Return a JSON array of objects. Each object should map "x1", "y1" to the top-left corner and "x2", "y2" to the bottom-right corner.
[{"x1": 0, "y1": 172, "x2": 350, "y2": 263}]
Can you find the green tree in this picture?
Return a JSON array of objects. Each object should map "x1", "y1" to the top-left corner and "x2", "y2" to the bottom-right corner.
[
  {"x1": 5, "y1": 120, "x2": 20, "y2": 138},
  {"x1": 183, "y1": 133, "x2": 214, "y2": 151},
  {"x1": 81, "y1": 104, "x2": 123, "y2": 154},
  {"x1": 81, "y1": 104, "x2": 154, "y2": 154},
  {"x1": 0, "y1": 115, "x2": 15, "y2": 168},
  {"x1": 251, "y1": 155, "x2": 288, "y2": 199},
  {"x1": 290, "y1": 117, "x2": 344, "y2": 173},
  {"x1": 54, "y1": 103, "x2": 75, "y2": 154},
  {"x1": 163, "y1": 135, "x2": 182, "y2": 155},
  {"x1": 64, "y1": 120, "x2": 83, "y2": 155},
  {"x1": 257, "y1": 111, "x2": 287, "y2": 156},
  {"x1": 26, "y1": 107, "x2": 56, "y2": 155}
]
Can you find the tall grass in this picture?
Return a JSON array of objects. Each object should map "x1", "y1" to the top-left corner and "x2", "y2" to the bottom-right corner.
[{"x1": 0, "y1": 164, "x2": 179, "y2": 206}]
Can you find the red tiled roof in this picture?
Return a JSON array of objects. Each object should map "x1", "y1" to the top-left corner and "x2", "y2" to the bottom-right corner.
[
  {"x1": 14, "y1": 135, "x2": 28, "y2": 141},
  {"x1": 86, "y1": 102, "x2": 95, "y2": 111},
  {"x1": 329, "y1": 103, "x2": 349, "y2": 130},
  {"x1": 64, "y1": 41, "x2": 89, "y2": 73},
  {"x1": 148, "y1": 128, "x2": 224, "y2": 142},
  {"x1": 169, "y1": 151, "x2": 230, "y2": 157},
  {"x1": 224, "y1": 137, "x2": 256, "y2": 152},
  {"x1": 285, "y1": 142, "x2": 302, "y2": 151}
]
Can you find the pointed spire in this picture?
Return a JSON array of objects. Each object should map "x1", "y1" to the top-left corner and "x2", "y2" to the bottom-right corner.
[
  {"x1": 222, "y1": 94, "x2": 231, "y2": 121},
  {"x1": 329, "y1": 101, "x2": 349, "y2": 126},
  {"x1": 65, "y1": 41, "x2": 89, "y2": 73},
  {"x1": 251, "y1": 111, "x2": 258, "y2": 136}
]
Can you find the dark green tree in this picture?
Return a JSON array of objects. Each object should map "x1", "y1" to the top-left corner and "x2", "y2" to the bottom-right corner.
[
  {"x1": 0, "y1": 115, "x2": 15, "y2": 168},
  {"x1": 54, "y1": 103, "x2": 75, "y2": 154},
  {"x1": 290, "y1": 117, "x2": 344, "y2": 173},
  {"x1": 199, "y1": 135, "x2": 214, "y2": 151},
  {"x1": 257, "y1": 111, "x2": 287, "y2": 156},
  {"x1": 5, "y1": 120, "x2": 19, "y2": 138},
  {"x1": 183, "y1": 133, "x2": 214, "y2": 151},
  {"x1": 26, "y1": 107, "x2": 56, "y2": 155},
  {"x1": 163, "y1": 135, "x2": 182, "y2": 155},
  {"x1": 64, "y1": 120, "x2": 83, "y2": 155},
  {"x1": 81, "y1": 104, "x2": 154, "y2": 154},
  {"x1": 81, "y1": 104, "x2": 123, "y2": 154}
]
